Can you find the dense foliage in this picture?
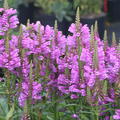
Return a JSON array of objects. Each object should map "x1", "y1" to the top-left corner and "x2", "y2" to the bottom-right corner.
[
  {"x1": 0, "y1": 4, "x2": 120, "y2": 120},
  {"x1": 73, "y1": 0, "x2": 103, "y2": 17}
]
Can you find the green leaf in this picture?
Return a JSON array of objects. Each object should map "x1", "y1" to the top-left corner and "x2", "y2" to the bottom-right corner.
[
  {"x1": 0, "y1": 98, "x2": 8, "y2": 115},
  {"x1": 47, "y1": 115, "x2": 54, "y2": 120},
  {"x1": 65, "y1": 104, "x2": 77, "y2": 107},
  {"x1": 6, "y1": 104, "x2": 14, "y2": 120},
  {"x1": 0, "y1": 116, "x2": 5, "y2": 120}
]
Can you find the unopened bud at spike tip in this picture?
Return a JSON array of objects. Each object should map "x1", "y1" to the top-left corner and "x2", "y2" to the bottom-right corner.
[
  {"x1": 104, "y1": 30, "x2": 107, "y2": 42},
  {"x1": 94, "y1": 21, "x2": 98, "y2": 33},
  {"x1": 91, "y1": 25, "x2": 94, "y2": 38},
  {"x1": 54, "y1": 20, "x2": 58, "y2": 35},
  {"x1": 103, "y1": 30, "x2": 108, "y2": 48},
  {"x1": 4, "y1": 0, "x2": 9, "y2": 9},
  {"x1": 54, "y1": 20, "x2": 58, "y2": 31},
  {"x1": 112, "y1": 32, "x2": 117, "y2": 47},
  {"x1": 75, "y1": 7, "x2": 80, "y2": 29},
  {"x1": 90, "y1": 25, "x2": 94, "y2": 51},
  {"x1": 27, "y1": 19, "x2": 30, "y2": 26}
]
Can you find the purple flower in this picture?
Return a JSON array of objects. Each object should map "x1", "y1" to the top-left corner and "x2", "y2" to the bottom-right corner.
[
  {"x1": 72, "y1": 114, "x2": 79, "y2": 119},
  {"x1": 18, "y1": 81, "x2": 42, "y2": 107},
  {"x1": 113, "y1": 109, "x2": 120, "y2": 119}
]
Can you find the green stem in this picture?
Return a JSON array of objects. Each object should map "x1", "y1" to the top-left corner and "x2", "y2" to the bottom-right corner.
[
  {"x1": 53, "y1": 91, "x2": 59, "y2": 120},
  {"x1": 54, "y1": 102, "x2": 57, "y2": 120},
  {"x1": 5, "y1": 69, "x2": 11, "y2": 110}
]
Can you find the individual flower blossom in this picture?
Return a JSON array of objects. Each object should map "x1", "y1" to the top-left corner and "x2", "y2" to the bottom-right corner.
[
  {"x1": 87, "y1": 73, "x2": 96, "y2": 87},
  {"x1": 104, "y1": 96, "x2": 114, "y2": 103},
  {"x1": 18, "y1": 81, "x2": 42, "y2": 107},
  {"x1": 0, "y1": 48, "x2": 20, "y2": 71},
  {"x1": 22, "y1": 37, "x2": 39, "y2": 52},
  {"x1": 95, "y1": 45, "x2": 108, "y2": 80},
  {"x1": 40, "y1": 63, "x2": 46, "y2": 76},
  {"x1": 70, "y1": 67, "x2": 79, "y2": 84},
  {"x1": 69, "y1": 85, "x2": 81, "y2": 93},
  {"x1": 8, "y1": 48, "x2": 21, "y2": 70},
  {"x1": 9, "y1": 15, "x2": 19, "y2": 28},
  {"x1": 105, "y1": 116, "x2": 110, "y2": 120},
  {"x1": 10, "y1": 35, "x2": 19, "y2": 48},
  {"x1": 51, "y1": 47, "x2": 61, "y2": 60},
  {"x1": 80, "y1": 48, "x2": 92, "y2": 64},
  {"x1": 0, "y1": 39, "x2": 5, "y2": 53},
  {"x1": 57, "y1": 74, "x2": 70, "y2": 94},
  {"x1": 49, "y1": 64, "x2": 57, "y2": 73},
  {"x1": 21, "y1": 56, "x2": 30, "y2": 81},
  {"x1": 44, "y1": 25, "x2": 54, "y2": 40},
  {"x1": 57, "y1": 32, "x2": 66, "y2": 51},
  {"x1": 68, "y1": 23, "x2": 76, "y2": 34},
  {"x1": 81, "y1": 24, "x2": 90, "y2": 48},
  {"x1": 113, "y1": 109, "x2": 120, "y2": 120},
  {"x1": 72, "y1": 114, "x2": 79, "y2": 119},
  {"x1": 0, "y1": 77, "x2": 3, "y2": 81},
  {"x1": 33, "y1": 21, "x2": 44, "y2": 34},
  {"x1": 67, "y1": 36, "x2": 76, "y2": 49}
]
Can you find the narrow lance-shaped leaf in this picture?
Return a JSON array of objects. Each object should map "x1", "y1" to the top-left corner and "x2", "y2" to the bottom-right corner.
[{"x1": 6, "y1": 104, "x2": 14, "y2": 120}]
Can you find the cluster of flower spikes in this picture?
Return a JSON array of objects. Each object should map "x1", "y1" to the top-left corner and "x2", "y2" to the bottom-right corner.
[
  {"x1": 0, "y1": 7, "x2": 43, "y2": 107},
  {"x1": 17, "y1": 19, "x2": 68, "y2": 106},
  {"x1": 51, "y1": 11, "x2": 120, "y2": 115},
  {"x1": 0, "y1": 6, "x2": 120, "y2": 119}
]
